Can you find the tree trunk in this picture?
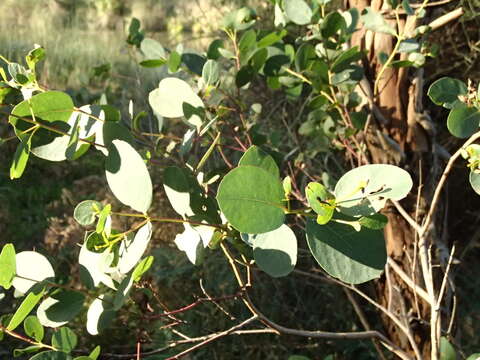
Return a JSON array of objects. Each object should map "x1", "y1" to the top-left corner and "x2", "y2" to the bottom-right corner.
[{"x1": 347, "y1": 1, "x2": 450, "y2": 358}]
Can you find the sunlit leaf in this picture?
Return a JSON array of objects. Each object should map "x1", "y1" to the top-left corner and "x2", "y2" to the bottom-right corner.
[
  {"x1": 86, "y1": 296, "x2": 115, "y2": 336},
  {"x1": 118, "y1": 222, "x2": 152, "y2": 274},
  {"x1": 334, "y1": 164, "x2": 412, "y2": 217},
  {"x1": 284, "y1": 0, "x2": 312, "y2": 25},
  {"x1": 74, "y1": 200, "x2": 102, "y2": 226},
  {"x1": 0, "y1": 243, "x2": 16, "y2": 289},
  {"x1": 7, "y1": 285, "x2": 45, "y2": 331},
  {"x1": 23, "y1": 315, "x2": 44, "y2": 342},
  {"x1": 105, "y1": 140, "x2": 153, "y2": 213},
  {"x1": 148, "y1": 77, "x2": 204, "y2": 118},
  {"x1": 12, "y1": 251, "x2": 55, "y2": 294}
]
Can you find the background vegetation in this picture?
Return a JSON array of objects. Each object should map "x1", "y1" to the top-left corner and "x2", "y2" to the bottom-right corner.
[{"x1": 1, "y1": 0, "x2": 480, "y2": 359}]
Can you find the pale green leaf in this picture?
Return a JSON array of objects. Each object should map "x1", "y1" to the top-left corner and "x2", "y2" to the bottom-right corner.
[
  {"x1": 334, "y1": 164, "x2": 412, "y2": 217},
  {"x1": 86, "y1": 296, "x2": 115, "y2": 336},
  {"x1": 305, "y1": 182, "x2": 335, "y2": 225},
  {"x1": 361, "y1": 7, "x2": 397, "y2": 35},
  {"x1": 105, "y1": 140, "x2": 153, "y2": 213},
  {"x1": 74, "y1": 200, "x2": 102, "y2": 226},
  {"x1": 30, "y1": 351, "x2": 72, "y2": 360},
  {"x1": 12, "y1": 251, "x2": 55, "y2": 294},
  {"x1": 440, "y1": 337, "x2": 456, "y2": 360},
  {"x1": 118, "y1": 222, "x2": 152, "y2": 274},
  {"x1": 148, "y1": 77, "x2": 204, "y2": 118},
  {"x1": 285, "y1": 0, "x2": 312, "y2": 25}
]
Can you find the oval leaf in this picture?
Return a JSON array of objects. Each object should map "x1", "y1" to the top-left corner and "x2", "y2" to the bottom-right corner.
[
  {"x1": 470, "y1": 171, "x2": 480, "y2": 195},
  {"x1": 9, "y1": 91, "x2": 74, "y2": 161},
  {"x1": 24, "y1": 315, "x2": 44, "y2": 342},
  {"x1": 148, "y1": 77, "x2": 204, "y2": 118},
  {"x1": 105, "y1": 140, "x2": 152, "y2": 213},
  {"x1": 12, "y1": 251, "x2": 55, "y2": 294},
  {"x1": 334, "y1": 164, "x2": 413, "y2": 217},
  {"x1": 217, "y1": 166, "x2": 285, "y2": 234},
  {"x1": 86, "y1": 296, "x2": 115, "y2": 336},
  {"x1": 428, "y1": 77, "x2": 467, "y2": 109},
  {"x1": 74, "y1": 200, "x2": 102, "y2": 226},
  {"x1": 238, "y1": 146, "x2": 280, "y2": 178},
  {"x1": 447, "y1": 104, "x2": 480, "y2": 138},
  {"x1": 0, "y1": 243, "x2": 16, "y2": 289},
  {"x1": 306, "y1": 220, "x2": 386, "y2": 284},
  {"x1": 253, "y1": 224, "x2": 297, "y2": 277},
  {"x1": 118, "y1": 222, "x2": 153, "y2": 274},
  {"x1": 285, "y1": 0, "x2": 312, "y2": 25}
]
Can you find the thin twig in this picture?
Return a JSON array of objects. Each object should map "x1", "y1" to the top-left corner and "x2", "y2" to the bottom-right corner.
[{"x1": 387, "y1": 257, "x2": 430, "y2": 303}]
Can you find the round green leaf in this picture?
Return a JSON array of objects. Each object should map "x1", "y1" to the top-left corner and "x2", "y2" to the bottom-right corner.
[
  {"x1": 24, "y1": 315, "x2": 44, "y2": 342},
  {"x1": 469, "y1": 171, "x2": 480, "y2": 195},
  {"x1": 52, "y1": 327, "x2": 77, "y2": 353},
  {"x1": 285, "y1": 0, "x2": 312, "y2": 25},
  {"x1": 140, "y1": 38, "x2": 166, "y2": 60},
  {"x1": 306, "y1": 220, "x2": 386, "y2": 284},
  {"x1": 12, "y1": 251, "x2": 55, "y2": 294},
  {"x1": 447, "y1": 104, "x2": 480, "y2": 138},
  {"x1": 105, "y1": 140, "x2": 152, "y2": 213},
  {"x1": 238, "y1": 146, "x2": 280, "y2": 177},
  {"x1": 148, "y1": 77, "x2": 204, "y2": 118},
  {"x1": 73, "y1": 200, "x2": 102, "y2": 226},
  {"x1": 118, "y1": 222, "x2": 152, "y2": 274},
  {"x1": 440, "y1": 337, "x2": 456, "y2": 360},
  {"x1": 202, "y1": 59, "x2": 220, "y2": 86},
  {"x1": 334, "y1": 164, "x2": 413, "y2": 217},
  {"x1": 253, "y1": 224, "x2": 297, "y2": 277},
  {"x1": 9, "y1": 91, "x2": 74, "y2": 161},
  {"x1": 217, "y1": 166, "x2": 285, "y2": 234},
  {"x1": 428, "y1": 77, "x2": 467, "y2": 109},
  {"x1": 37, "y1": 291, "x2": 85, "y2": 328}
]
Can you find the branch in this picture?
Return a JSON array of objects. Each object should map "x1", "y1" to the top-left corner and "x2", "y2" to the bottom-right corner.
[
  {"x1": 387, "y1": 257, "x2": 430, "y2": 303},
  {"x1": 428, "y1": 7, "x2": 464, "y2": 31}
]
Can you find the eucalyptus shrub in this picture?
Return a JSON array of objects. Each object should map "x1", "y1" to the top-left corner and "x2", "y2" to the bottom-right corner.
[{"x1": 0, "y1": 0, "x2": 478, "y2": 359}]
